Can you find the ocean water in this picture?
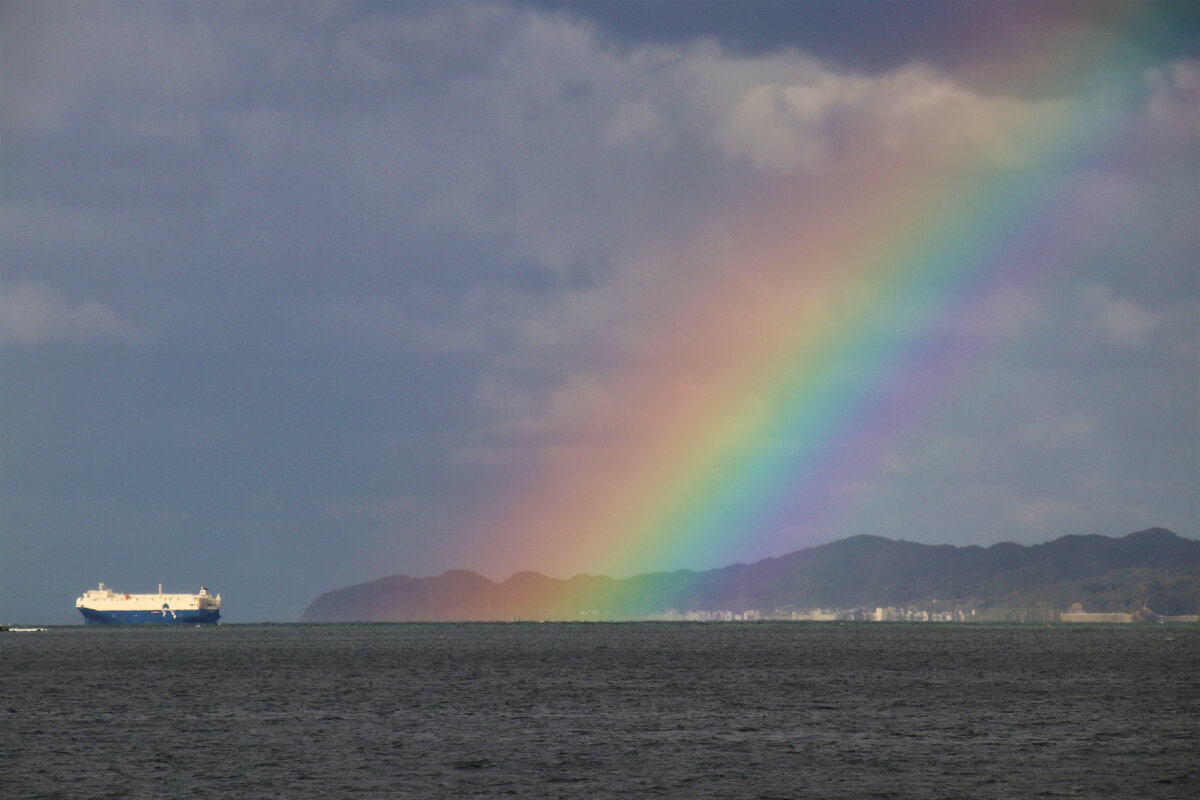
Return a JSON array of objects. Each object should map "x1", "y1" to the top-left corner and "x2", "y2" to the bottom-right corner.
[{"x1": 2, "y1": 623, "x2": 1197, "y2": 799}]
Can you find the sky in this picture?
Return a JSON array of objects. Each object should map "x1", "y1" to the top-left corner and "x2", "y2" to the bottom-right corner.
[{"x1": 2, "y1": 1, "x2": 1197, "y2": 624}]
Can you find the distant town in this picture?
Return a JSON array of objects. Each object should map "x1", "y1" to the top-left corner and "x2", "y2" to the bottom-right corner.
[
  {"x1": 630, "y1": 604, "x2": 1199, "y2": 624},
  {"x1": 643, "y1": 606, "x2": 976, "y2": 622}
]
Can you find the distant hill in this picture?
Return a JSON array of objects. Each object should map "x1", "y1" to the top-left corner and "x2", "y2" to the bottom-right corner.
[{"x1": 300, "y1": 528, "x2": 1200, "y2": 622}]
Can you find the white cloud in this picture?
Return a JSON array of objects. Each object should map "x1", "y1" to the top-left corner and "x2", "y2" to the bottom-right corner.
[
  {"x1": 719, "y1": 81, "x2": 842, "y2": 169},
  {"x1": 711, "y1": 64, "x2": 1069, "y2": 171},
  {"x1": 603, "y1": 98, "x2": 672, "y2": 150},
  {"x1": 1077, "y1": 283, "x2": 1159, "y2": 347},
  {"x1": 0, "y1": 281, "x2": 142, "y2": 346},
  {"x1": 1146, "y1": 59, "x2": 1200, "y2": 128}
]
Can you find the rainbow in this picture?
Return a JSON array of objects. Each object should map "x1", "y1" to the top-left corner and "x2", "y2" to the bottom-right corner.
[{"x1": 458, "y1": 5, "x2": 1188, "y2": 611}]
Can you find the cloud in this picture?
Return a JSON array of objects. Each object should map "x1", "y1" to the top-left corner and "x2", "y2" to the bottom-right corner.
[
  {"x1": 0, "y1": 281, "x2": 142, "y2": 346},
  {"x1": 712, "y1": 64, "x2": 1067, "y2": 171},
  {"x1": 603, "y1": 98, "x2": 672, "y2": 150},
  {"x1": 1077, "y1": 283, "x2": 1159, "y2": 347},
  {"x1": 1146, "y1": 59, "x2": 1200, "y2": 129}
]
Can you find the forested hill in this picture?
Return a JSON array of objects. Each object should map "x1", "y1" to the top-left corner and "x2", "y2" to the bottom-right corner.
[{"x1": 300, "y1": 528, "x2": 1199, "y2": 622}]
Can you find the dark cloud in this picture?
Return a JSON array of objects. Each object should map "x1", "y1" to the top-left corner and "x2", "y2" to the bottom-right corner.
[{"x1": 529, "y1": 0, "x2": 1199, "y2": 81}]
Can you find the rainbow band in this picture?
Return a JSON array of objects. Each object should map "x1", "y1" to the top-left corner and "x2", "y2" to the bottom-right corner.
[{"x1": 463, "y1": 6, "x2": 1186, "y2": 614}]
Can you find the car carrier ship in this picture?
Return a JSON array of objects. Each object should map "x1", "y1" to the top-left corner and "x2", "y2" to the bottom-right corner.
[{"x1": 75, "y1": 583, "x2": 221, "y2": 624}]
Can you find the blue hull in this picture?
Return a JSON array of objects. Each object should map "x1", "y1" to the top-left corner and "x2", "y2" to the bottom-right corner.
[{"x1": 79, "y1": 607, "x2": 220, "y2": 625}]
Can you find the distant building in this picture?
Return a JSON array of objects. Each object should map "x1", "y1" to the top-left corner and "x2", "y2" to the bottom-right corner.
[
  {"x1": 1059, "y1": 603, "x2": 1137, "y2": 623},
  {"x1": 790, "y1": 608, "x2": 839, "y2": 621}
]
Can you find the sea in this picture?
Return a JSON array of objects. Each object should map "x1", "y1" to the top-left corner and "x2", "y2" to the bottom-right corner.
[{"x1": 2, "y1": 623, "x2": 1197, "y2": 799}]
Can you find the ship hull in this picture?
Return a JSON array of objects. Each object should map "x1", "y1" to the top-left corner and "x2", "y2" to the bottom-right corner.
[{"x1": 78, "y1": 607, "x2": 220, "y2": 625}]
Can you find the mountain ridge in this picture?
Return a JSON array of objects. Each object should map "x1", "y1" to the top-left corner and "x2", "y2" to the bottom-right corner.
[{"x1": 300, "y1": 528, "x2": 1200, "y2": 622}]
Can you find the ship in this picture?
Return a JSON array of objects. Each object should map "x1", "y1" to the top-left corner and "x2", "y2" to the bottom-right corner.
[{"x1": 75, "y1": 582, "x2": 221, "y2": 625}]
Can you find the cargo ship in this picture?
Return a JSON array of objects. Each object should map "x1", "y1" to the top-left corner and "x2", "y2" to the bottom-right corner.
[{"x1": 75, "y1": 583, "x2": 221, "y2": 624}]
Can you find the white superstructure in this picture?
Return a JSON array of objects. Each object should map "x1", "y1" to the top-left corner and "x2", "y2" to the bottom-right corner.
[{"x1": 75, "y1": 583, "x2": 222, "y2": 624}]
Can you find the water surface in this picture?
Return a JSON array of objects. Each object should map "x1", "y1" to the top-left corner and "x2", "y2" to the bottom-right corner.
[{"x1": 2, "y1": 623, "x2": 1196, "y2": 798}]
